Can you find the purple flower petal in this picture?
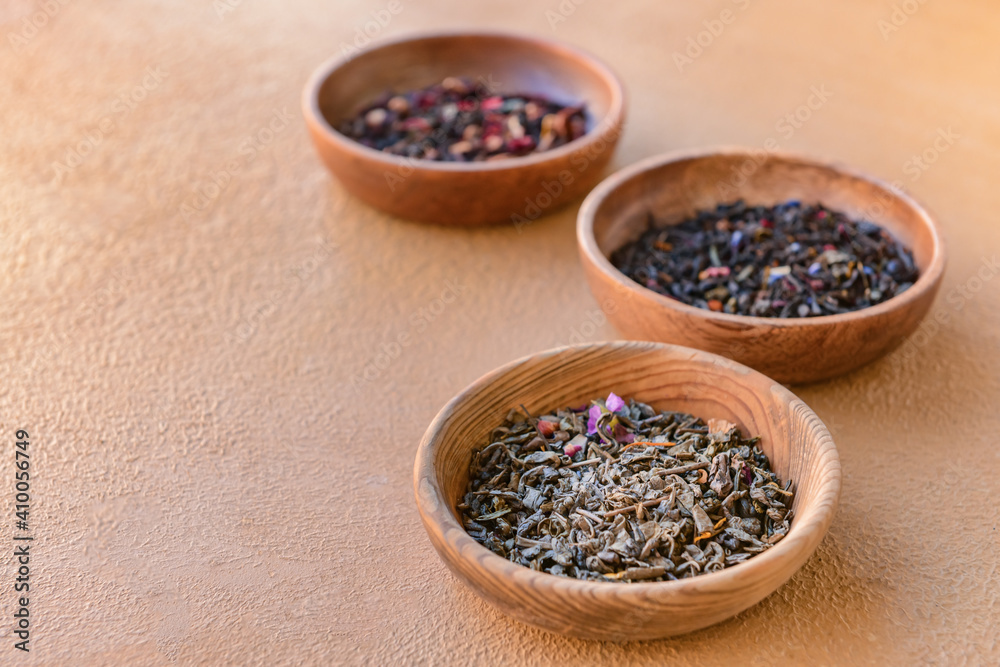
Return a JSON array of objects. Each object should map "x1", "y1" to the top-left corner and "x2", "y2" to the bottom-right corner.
[
  {"x1": 621, "y1": 432, "x2": 635, "y2": 444},
  {"x1": 606, "y1": 392, "x2": 625, "y2": 413},
  {"x1": 586, "y1": 404, "x2": 602, "y2": 435},
  {"x1": 611, "y1": 420, "x2": 623, "y2": 439}
]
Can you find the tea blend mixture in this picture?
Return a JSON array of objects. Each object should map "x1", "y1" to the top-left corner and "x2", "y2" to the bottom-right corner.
[
  {"x1": 338, "y1": 77, "x2": 587, "y2": 161},
  {"x1": 458, "y1": 393, "x2": 794, "y2": 582},
  {"x1": 610, "y1": 200, "x2": 920, "y2": 318}
]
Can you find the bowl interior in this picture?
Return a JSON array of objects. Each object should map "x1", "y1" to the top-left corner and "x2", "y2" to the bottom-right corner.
[
  {"x1": 316, "y1": 33, "x2": 618, "y2": 136},
  {"x1": 430, "y1": 343, "x2": 835, "y2": 542},
  {"x1": 589, "y1": 152, "x2": 940, "y2": 276}
]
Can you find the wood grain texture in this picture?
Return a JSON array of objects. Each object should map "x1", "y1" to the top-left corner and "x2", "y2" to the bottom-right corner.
[
  {"x1": 302, "y1": 31, "x2": 625, "y2": 225},
  {"x1": 577, "y1": 148, "x2": 947, "y2": 384},
  {"x1": 413, "y1": 341, "x2": 841, "y2": 640}
]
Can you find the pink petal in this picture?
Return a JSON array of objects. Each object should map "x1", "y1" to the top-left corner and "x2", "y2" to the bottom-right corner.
[
  {"x1": 606, "y1": 392, "x2": 625, "y2": 413},
  {"x1": 612, "y1": 421, "x2": 632, "y2": 443},
  {"x1": 586, "y1": 405, "x2": 602, "y2": 435},
  {"x1": 564, "y1": 443, "x2": 583, "y2": 457}
]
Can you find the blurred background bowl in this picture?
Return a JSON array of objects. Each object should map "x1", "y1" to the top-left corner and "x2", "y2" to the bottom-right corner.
[
  {"x1": 303, "y1": 31, "x2": 625, "y2": 226},
  {"x1": 577, "y1": 148, "x2": 947, "y2": 384},
  {"x1": 414, "y1": 341, "x2": 840, "y2": 640}
]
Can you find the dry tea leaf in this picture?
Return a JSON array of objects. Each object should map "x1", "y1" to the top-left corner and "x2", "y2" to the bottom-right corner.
[
  {"x1": 611, "y1": 201, "x2": 920, "y2": 318},
  {"x1": 459, "y1": 395, "x2": 795, "y2": 582}
]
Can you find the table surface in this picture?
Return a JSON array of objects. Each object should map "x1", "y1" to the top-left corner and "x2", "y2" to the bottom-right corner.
[{"x1": 3, "y1": 0, "x2": 998, "y2": 664}]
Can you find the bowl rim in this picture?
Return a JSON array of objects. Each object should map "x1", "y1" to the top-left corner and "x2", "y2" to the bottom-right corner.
[
  {"x1": 576, "y1": 146, "x2": 948, "y2": 329},
  {"x1": 413, "y1": 340, "x2": 841, "y2": 601},
  {"x1": 301, "y1": 29, "x2": 626, "y2": 173}
]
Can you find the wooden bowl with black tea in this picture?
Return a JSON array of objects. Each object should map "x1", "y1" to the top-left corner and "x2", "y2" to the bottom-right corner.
[
  {"x1": 303, "y1": 31, "x2": 625, "y2": 225},
  {"x1": 413, "y1": 341, "x2": 840, "y2": 640},
  {"x1": 576, "y1": 148, "x2": 946, "y2": 384}
]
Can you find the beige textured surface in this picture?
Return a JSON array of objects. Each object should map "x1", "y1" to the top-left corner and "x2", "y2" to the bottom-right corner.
[{"x1": 1, "y1": 0, "x2": 998, "y2": 664}]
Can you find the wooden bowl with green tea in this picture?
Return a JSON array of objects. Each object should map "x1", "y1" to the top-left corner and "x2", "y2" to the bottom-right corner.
[
  {"x1": 413, "y1": 341, "x2": 841, "y2": 640},
  {"x1": 576, "y1": 148, "x2": 947, "y2": 384}
]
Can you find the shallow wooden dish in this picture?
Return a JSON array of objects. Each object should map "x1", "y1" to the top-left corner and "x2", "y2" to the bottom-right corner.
[
  {"x1": 302, "y1": 31, "x2": 625, "y2": 226},
  {"x1": 414, "y1": 341, "x2": 840, "y2": 640},
  {"x1": 577, "y1": 148, "x2": 947, "y2": 384}
]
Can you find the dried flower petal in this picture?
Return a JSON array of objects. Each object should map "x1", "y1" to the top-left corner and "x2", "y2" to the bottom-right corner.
[
  {"x1": 586, "y1": 404, "x2": 603, "y2": 435},
  {"x1": 612, "y1": 420, "x2": 632, "y2": 443},
  {"x1": 606, "y1": 392, "x2": 625, "y2": 413}
]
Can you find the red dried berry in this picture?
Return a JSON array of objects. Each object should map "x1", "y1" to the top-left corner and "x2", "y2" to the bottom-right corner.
[
  {"x1": 507, "y1": 136, "x2": 536, "y2": 153},
  {"x1": 402, "y1": 117, "x2": 432, "y2": 133},
  {"x1": 480, "y1": 96, "x2": 503, "y2": 111},
  {"x1": 536, "y1": 420, "x2": 557, "y2": 437}
]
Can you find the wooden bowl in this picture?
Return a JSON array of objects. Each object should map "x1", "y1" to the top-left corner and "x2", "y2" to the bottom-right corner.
[
  {"x1": 577, "y1": 148, "x2": 947, "y2": 384},
  {"x1": 302, "y1": 31, "x2": 625, "y2": 226},
  {"x1": 413, "y1": 341, "x2": 840, "y2": 640}
]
